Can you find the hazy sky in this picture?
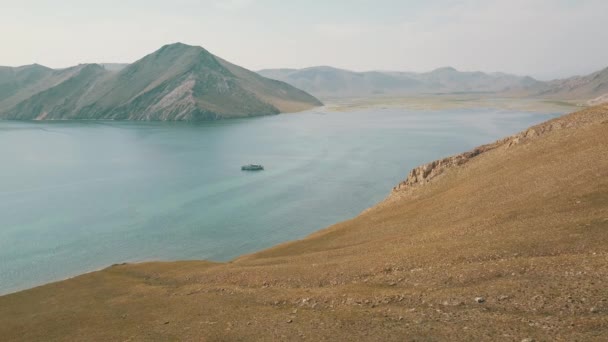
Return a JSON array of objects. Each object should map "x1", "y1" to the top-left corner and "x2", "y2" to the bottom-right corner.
[{"x1": 1, "y1": 0, "x2": 607, "y2": 79}]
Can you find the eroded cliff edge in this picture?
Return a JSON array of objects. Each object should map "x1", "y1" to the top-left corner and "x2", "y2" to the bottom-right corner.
[{"x1": 393, "y1": 105, "x2": 608, "y2": 194}]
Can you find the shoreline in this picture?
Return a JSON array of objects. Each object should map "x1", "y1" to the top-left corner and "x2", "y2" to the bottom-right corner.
[
  {"x1": 0, "y1": 103, "x2": 567, "y2": 296},
  {"x1": 0, "y1": 103, "x2": 578, "y2": 298},
  {"x1": 1, "y1": 104, "x2": 606, "y2": 340}
]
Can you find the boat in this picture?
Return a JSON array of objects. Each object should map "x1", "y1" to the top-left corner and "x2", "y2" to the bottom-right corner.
[{"x1": 241, "y1": 164, "x2": 264, "y2": 171}]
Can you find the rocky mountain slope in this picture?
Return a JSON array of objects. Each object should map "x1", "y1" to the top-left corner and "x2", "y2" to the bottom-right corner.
[
  {"x1": 258, "y1": 66, "x2": 541, "y2": 98},
  {"x1": 1, "y1": 105, "x2": 606, "y2": 341},
  {"x1": 0, "y1": 43, "x2": 321, "y2": 120},
  {"x1": 527, "y1": 67, "x2": 608, "y2": 105}
]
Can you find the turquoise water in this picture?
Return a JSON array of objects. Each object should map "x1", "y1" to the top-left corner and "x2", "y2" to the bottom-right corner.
[{"x1": 0, "y1": 107, "x2": 562, "y2": 294}]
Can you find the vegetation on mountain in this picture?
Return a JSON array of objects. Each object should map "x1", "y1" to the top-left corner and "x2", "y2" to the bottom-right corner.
[{"x1": 0, "y1": 43, "x2": 322, "y2": 121}]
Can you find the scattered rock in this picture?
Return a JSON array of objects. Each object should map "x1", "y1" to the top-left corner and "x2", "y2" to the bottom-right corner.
[
  {"x1": 286, "y1": 319, "x2": 293, "y2": 323},
  {"x1": 442, "y1": 300, "x2": 464, "y2": 306},
  {"x1": 498, "y1": 295, "x2": 510, "y2": 301},
  {"x1": 163, "y1": 321, "x2": 170, "y2": 325},
  {"x1": 521, "y1": 338, "x2": 535, "y2": 342},
  {"x1": 475, "y1": 297, "x2": 486, "y2": 304},
  {"x1": 590, "y1": 307, "x2": 599, "y2": 313}
]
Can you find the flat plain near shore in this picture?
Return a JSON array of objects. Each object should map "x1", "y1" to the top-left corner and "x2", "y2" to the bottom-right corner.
[{"x1": 321, "y1": 95, "x2": 581, "y2": 113}]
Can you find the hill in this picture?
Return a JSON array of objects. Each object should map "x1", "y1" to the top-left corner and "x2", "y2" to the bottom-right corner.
[
  {"x1": 258, "y1": 66, "x2": 541, "y2": 99},
  {"x1": 100, "y1": 63, "x2": 129, "y2": 72},
  {"x1": 527, "y1": 67, "x2": 608, "y2": 105},
  {"x1": 258, "y1": 66, "x2": 422, "y2": 98},
  {"x1": 0, "y1": 43, "x2": 322, "y2": 120},
  {"x1": 0, "y1": 104, "x2": 606, "y2": 341},
  {"x1": 259, "y1": 65, "x2": 608, "y2": 105}
]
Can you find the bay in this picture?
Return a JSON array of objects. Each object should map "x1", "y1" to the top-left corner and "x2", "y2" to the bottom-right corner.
[{"x1": 0, "y1": 106, "x2": 563, "y2": 294}]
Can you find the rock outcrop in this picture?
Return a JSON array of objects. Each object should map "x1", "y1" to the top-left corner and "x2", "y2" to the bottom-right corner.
[{"x1": 393, "y1": 105, "x2": 608, "y2": 192}]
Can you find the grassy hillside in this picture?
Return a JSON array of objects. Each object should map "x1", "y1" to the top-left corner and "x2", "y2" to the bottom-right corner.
[
  {"x1": 1, "y1": 105, "x2": 606, "y2": 341},
  {"x1": 0, "y1": 64, "x2": 89, "y2": 113},
  {"x1": 0, "y1": 64, "x2": 53, "y2": 103},
  {"x1": 0, "y1": 43, "x2": 322, "y2": 121}
]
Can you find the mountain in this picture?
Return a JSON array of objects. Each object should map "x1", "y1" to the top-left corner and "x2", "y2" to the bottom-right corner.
[
  {"x1": 0, "y1": 43, "x2": 322, "y2": 120},
  {"x1": 411, "y1": 67, "x2": 541, "y2": 93},
  {"x1": 526, "y1": 67, "x2": 608, "y2": 104},
  {"x1": 258, "y1": 66, "x2": 541, "y2": 98},
  {"x1": 100, "y1": 63, "x2": 129, "y2": 72},
  {"x1": 0, "y1": 64, "x2": 86, "y2": 112},
  {"x1": 1, "y1": 104, "x2": 607, "y2": 341},
  {"x1": 258, "y1": 66, "x2": 423, "y2": 98},
  {"x1": 259, "y1": 65, "x2": 608, "y2": 104}
]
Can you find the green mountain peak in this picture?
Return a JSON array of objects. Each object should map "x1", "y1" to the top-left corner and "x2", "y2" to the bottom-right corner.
[{"x1": 0, "y1": 44, "x2": 322, "y2": 121}]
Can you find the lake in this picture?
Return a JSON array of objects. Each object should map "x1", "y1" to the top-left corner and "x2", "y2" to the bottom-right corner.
[{"x1": 0, "y1": 106, "x2": 563, "y2": 294}]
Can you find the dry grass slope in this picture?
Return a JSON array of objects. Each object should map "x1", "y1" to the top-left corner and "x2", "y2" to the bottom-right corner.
[{"x1": 1, "y1": 105, "x2": 607, "y2": 341}]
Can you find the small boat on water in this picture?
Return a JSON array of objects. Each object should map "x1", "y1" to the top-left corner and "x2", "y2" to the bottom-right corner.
[{"x1": 241, "y1": 164, "x2": 264, "y2": 171}]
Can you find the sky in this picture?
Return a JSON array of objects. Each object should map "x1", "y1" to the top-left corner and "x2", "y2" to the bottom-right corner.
[{"x1": 1, "y1": 0, "x2": 607, "y2": 80}]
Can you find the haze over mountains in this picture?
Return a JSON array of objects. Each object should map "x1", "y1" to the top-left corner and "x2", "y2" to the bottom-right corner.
[
  {"x1": 259, "y1": 65, "x2": 608, "y2": 103},
  {"x1": 258, "y1": 66, "x2": 539, "y2": 98},
  {"x1": 0, "y1": 43, "x2": 321, "y2": 121}
]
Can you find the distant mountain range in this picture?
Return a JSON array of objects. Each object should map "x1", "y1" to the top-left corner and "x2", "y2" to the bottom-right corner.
[
  {"x1": 258, "y1": 66, "x2": 608, "y2": 104},
  {"x1": 0, "y1": 43, "x2": 322, "y2": 121},
  {"x1": 2, "y1": 44, "x2": 606, "y2": 121},
  {"x1": 258, "y1": 66, "x2": 539, "y2": 98}
]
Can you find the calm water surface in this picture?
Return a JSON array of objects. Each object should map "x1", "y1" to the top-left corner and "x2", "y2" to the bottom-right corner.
[{"x1": 0, "y1": 107, "x2": 562, "y2": 294}]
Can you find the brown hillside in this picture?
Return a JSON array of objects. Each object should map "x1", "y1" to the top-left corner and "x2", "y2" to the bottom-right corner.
[{"x1": 1, "y1": 105, "x2": 607, "y2": 341}]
